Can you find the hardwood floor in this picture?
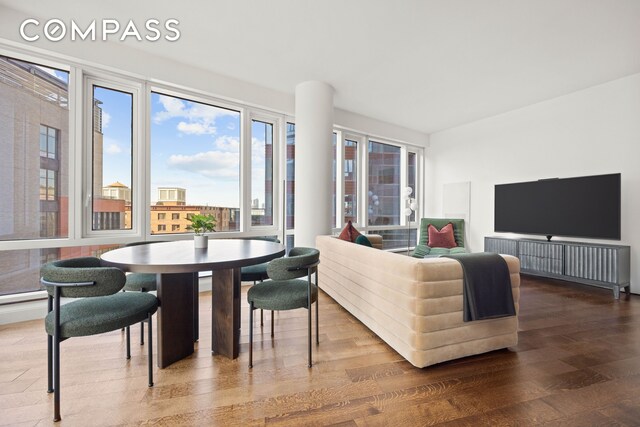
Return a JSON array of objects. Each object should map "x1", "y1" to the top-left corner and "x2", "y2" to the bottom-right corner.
[{"x1": 1, "y1": 276, "x2": 639, "y2": 426}]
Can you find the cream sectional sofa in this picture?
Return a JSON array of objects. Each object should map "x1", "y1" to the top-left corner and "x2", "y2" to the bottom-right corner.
[{"x1": 316, "y1": 235, "x2": 520, "y2": 368}]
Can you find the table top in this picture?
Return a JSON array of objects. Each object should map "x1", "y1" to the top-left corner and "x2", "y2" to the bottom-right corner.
[{"x1": 100, "y1": 239, "x2": 286, "y2": 274}]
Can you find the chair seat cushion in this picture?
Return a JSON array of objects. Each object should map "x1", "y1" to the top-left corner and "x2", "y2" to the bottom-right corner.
[
  {"x1": 241, "y1": 262, "x2": 269, "y2": 282},
  {"x1": 247, "y1": 279, "x2": 318, "y2": 311},
  {"x1": 45, "y1": 292, "x2": 158, "y2": 338},
  {"x1": 123, "y1": 273, "x2": 157, "y2": 292}
]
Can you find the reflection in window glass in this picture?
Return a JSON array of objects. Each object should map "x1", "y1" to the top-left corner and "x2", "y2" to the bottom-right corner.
[
  {"x1": 92, "y1": 86, "x2": 133, "y2": 231},
  {"x1": 0, "y1": 244, "x2": 118, "y2": 296},
  {"x1": 251, "y1": 120, "x2": 274, "y2": 226},
  {"x1": 150, "y1": 92, "x2": 241, "y2": 233},
  {"x1": 408, "y1": 152, "x2": 417, "y2": 222},
  {"x1": 286, "y1": 123, "x2": 295, "y2": 230},
  {"x1": 332, "y1": 133, "x2": 337, "y2": 227},
  {"x1": 0, "y1": 55, "x2": 69, "y2": 243},
  {"x1": 368, "y1": 141, "x2": 401, "y2": 226},
  {"x1": 344, "y1": 140, "x2": 358, "y2": 224}
]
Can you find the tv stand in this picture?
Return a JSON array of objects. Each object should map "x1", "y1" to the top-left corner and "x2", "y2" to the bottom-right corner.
[
  {"x1": 546, "y1": 235, "x2": 552, "y2": 242},
  {"x1": 485, "y1": 237, "x2": 631, "y2": 299}
]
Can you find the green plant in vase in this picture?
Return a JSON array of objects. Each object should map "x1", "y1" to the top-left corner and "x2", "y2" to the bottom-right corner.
[{"x1": 187, "y1": 214, "x2": 217, "y2": 248}]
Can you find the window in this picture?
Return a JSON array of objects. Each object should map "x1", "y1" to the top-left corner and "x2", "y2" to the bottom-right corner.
[
  {"x1": 0, "y1": 55, "x2": 69, "y2": 244},
  {"x1": 251, "y1": 119, "x2": 274, "y2": 226},
  {"x1": 172, "y1": 213, "x2": 180, "y2": 220},
  {"x1": 171, "y1": 224, "x2": 180, "y2": 231},
  {"x1": 157, "y1": 224, "x2": 166, "y2": 231},
  {"x1": 39, "y1": 169, "x2": 57, "y2": 201},
  {"x1": 332, "y1": 133, "x2": 337, "y2": 227},
  {"x1": 407, "y1": 151, "x2": 417, "y2": 223},
  {"x1": 285, "y1": 123, "x2": 295, "y2": 231},
  {"x1": 91, "y1": 85, "x2": 134, "y2": 231},
  {"x1": 368, "y1": 141, "x2": 401, "y2": 226},
  {"x1": 150, "y1": 92, "x2": 240, "y2": 234},
  {"x1": 158, "y1": 213, "x2": 166, "y2": 220},
  {"x1": 344, "y1": 139, "x2": 358, "y2": 224},
  {"x1": 40, "y1": 125, "x2": 58, "y2": 159}
]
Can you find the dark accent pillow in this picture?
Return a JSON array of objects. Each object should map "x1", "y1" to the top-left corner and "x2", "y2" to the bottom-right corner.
[
  {"x1": 355, "y1": 235, "x2": 373, "y2": 247},
  {"x1": 428, "y1": 223, "x2": 457, "y2": 249},
  {"x1": 338, "y1": 220, "x2": 362, "y2": 243}
]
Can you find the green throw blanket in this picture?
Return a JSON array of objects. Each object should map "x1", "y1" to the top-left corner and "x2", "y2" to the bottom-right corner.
[{"x1": 444, "y1": 253, "x2": 516, "y2": 322}]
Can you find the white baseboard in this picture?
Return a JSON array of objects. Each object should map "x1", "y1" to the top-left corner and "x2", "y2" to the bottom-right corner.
[{"x1": 0, "y1": 278, "x2": 214, "y2": 326}]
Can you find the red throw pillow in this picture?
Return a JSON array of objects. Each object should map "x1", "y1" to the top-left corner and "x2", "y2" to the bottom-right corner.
[
  {"x1": 338, "y1": 220, "x2": 362, "y2": 243},
  {"x1": 428, "y1": 223, "x2": 457, "y2": 248}
]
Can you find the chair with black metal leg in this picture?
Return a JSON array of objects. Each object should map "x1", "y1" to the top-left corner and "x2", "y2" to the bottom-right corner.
[
  {"x1": 247, "y1": 247, "x2": 320, "y2": 368},
  {"x1": 122, "y1": 241, "x2": 165, "y2": 345},
  {"x1": 41, "y1": 257, "x2": 158, "y2": 422},
  {"x1": 240, "y1": 236, "x2": 282, "y2": 332}
]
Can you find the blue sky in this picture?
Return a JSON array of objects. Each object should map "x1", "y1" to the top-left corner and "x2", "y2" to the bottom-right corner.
[{"x1": 97, "y1": 92, "x2": 270, "y2": 209}]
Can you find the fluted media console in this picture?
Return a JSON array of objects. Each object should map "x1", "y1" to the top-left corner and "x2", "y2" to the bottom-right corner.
[{"x1": 485, "y1": 237, "x2": 630, "y2": 299}]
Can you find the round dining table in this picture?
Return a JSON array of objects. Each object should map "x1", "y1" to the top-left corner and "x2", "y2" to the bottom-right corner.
[{"x1": 101, "y1": 239, "x2": 286, "y2": 368}]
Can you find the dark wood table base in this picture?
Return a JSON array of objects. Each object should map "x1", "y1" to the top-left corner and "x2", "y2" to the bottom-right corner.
[
  {"x1": 211, "y1": 268, "x2": 241, "y2": 358},
  {"x1": 156, "y1": 268, "x2": 241, "y2": 367},
  {"x1": 156, "y1": 272, "x2": 198, "y2": 368}
]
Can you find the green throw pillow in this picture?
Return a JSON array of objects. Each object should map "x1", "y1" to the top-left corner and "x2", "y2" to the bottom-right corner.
[{"x1": 355, "y1": 235, "x2": 373, "y2": 247}]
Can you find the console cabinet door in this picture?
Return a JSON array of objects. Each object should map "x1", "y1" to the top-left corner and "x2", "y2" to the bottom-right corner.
[
  {"x1": 565, "y1": 244, "x2": 620, "y2": 284},
  {"x1": 519, "y1": 241, "x2": 563, "y2": 275},
  {"x1": 484, "y1": 237, "x2": 518, "y2": 257}
]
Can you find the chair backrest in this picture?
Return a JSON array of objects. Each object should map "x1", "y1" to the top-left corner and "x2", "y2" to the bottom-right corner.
[
  {"x1": 267, "y1": 247, "x2": 319, "y2": 281},
  {"x1": 418, "y1": 218, "x2": 465, "y2": 248},
  {"x1": 41, "y1": 257, "x2": 126, "y2": 298}
]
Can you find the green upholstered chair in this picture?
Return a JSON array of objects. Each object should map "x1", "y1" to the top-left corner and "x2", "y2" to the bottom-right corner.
[
  {"x1": 41, "y1": 257, "x2": 158, "y2": 422},
  {"x1": 240, "y1": 236, "x2": 282, "y2": 327},
  {"x1": 247, "y1": 247, "x2": 320, "y2": 368},
  {"x1": 122, "y1": 241, "x2": 163, "y2": 345},
  {"x1": 412, "y1": 218, "x2": 467, "y2": 258}
]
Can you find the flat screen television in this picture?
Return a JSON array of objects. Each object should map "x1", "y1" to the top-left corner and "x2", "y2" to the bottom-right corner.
[{"x1": 494, "y1": 173, "x2": 621, "y2": 240}]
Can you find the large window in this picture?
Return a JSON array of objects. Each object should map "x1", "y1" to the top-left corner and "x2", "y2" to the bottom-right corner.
[
  {"x1": 150, "y1": 92, "x2": 241, "y2": 233},
  {"x1": 251, "y1": 119, "x2": 274, "y2": 226},
  {"x1": 91, "y1": 85, "x2": 133, "y2": 231},
  {"x1": 0, "y1": 55, "x2": 69, "y2": 295},
  {"x1": 0, "y1": 50, "x2": 424, "y2": 299},
  {"x1": 368, "y1": 141, "x2": 401, "y2": 226}
]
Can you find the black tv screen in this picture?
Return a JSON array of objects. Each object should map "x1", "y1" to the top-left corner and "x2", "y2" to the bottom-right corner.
[{"x1": 494, "y1": 173, "x2": 621, "y2": 240}]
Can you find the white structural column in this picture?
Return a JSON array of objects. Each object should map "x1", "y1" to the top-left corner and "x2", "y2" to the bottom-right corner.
[{"x1": 294, "y1": 81, "x2": 335, "y2": 248}]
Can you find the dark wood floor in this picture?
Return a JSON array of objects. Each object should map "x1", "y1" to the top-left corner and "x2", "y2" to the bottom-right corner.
[{"x1": 1, "y1": 276, "x2": 639, "y2": 426}]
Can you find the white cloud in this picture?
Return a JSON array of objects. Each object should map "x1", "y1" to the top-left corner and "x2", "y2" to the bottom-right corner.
[
  {"x1": 103, "y1": 137, "x2": 124, "y2": 155},
  {"x1": 105, "y1": 143, "x2": 122, "y2": 155},
  {"x1": 214, "y1": 135, "x2": 239, "y2": 153},
  {"x1": 153, "y1": 94, "x2": 238, "y2": 138},
  {"x1": 102, "y1": 111, "x2": 111, "y2": 129},
  {"x1": 153, "y1": 95, "x2": 186, "y2": 124},
  {"x1": 177, "y1": 121, "x2": 216, "y2": 135},
  {"x1": 167, "y1": 151, "x2": 239, "y2": 179}
]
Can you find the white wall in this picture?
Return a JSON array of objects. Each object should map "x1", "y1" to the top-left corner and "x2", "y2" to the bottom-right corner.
[{"x1": 426, "y1": 73, "x2": 640, "y2": 294}]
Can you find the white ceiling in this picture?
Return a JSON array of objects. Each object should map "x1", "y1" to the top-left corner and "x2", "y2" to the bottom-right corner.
[{"x1": 2, "y1": 0, "x2": 640, "y2": 134}]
